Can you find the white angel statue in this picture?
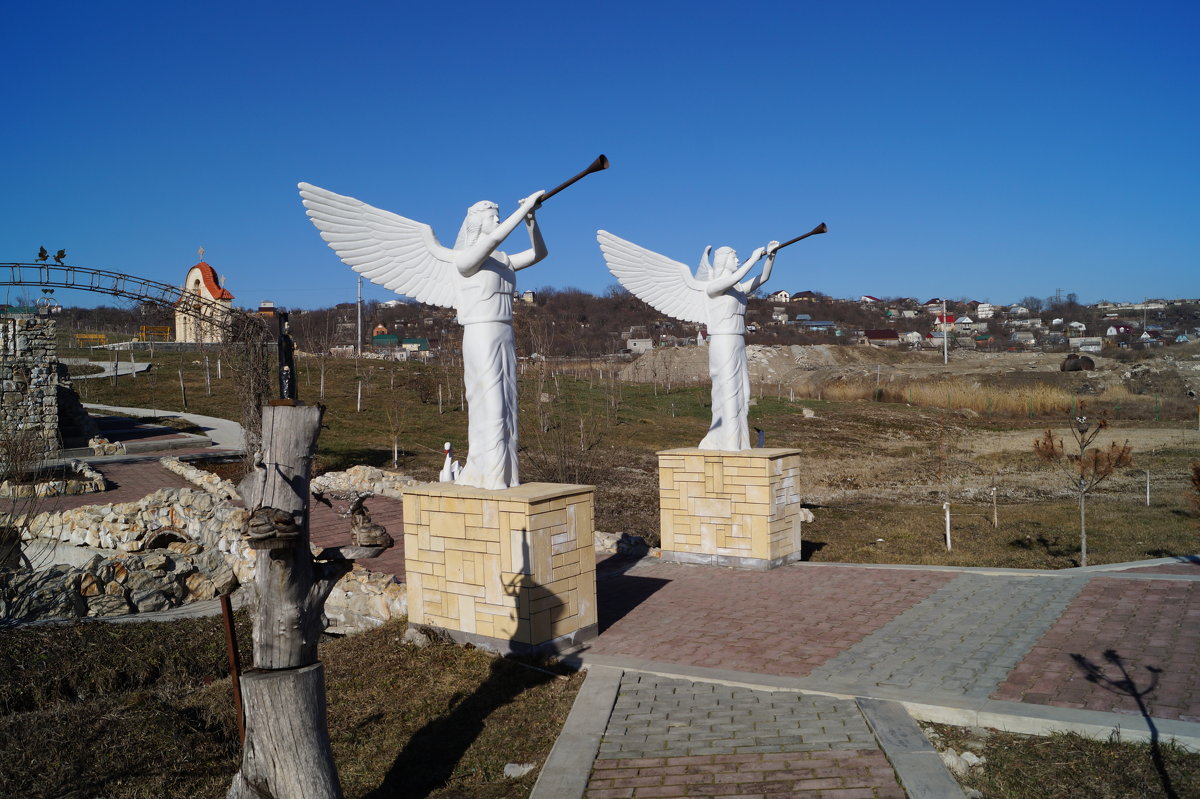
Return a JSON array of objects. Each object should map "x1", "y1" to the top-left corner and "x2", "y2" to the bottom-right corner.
[
  {"x1": 299, "y1": 183, "x2": 547, "y2": 490},
  {"x1": 598, "y1": 232, "x2": 779, "y2": 451}
]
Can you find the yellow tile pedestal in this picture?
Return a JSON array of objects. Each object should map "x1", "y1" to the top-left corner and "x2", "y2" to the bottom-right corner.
[
  {"x1": 402, "y1": 481, "x2": 597, "y2": 656},
  {"x1": 658, "y1": 448, "x2": 805, "y2": 570}
]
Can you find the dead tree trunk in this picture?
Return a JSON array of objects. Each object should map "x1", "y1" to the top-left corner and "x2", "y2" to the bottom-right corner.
[{"x1": 228, "y1": 404, "x2": 349, "y2": 799}]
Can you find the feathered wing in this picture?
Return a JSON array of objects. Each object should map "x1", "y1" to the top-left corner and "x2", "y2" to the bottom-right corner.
[
  {"x1": 299, "y1": 182, "x2": 456, "y2": 308},
  {"x1": 596, "y1": 231, "x2": 707, "y2": 324}
]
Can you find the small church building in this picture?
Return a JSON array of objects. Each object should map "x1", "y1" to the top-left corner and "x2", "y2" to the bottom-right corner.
[{"x1": 175, "y1": 256, "x2": 234, "y2": 343}]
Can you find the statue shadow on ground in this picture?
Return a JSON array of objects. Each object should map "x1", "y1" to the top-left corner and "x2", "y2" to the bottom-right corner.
[
  {"x1": 1070, "y1": 648, "x2": 1178, "y2": 799},
  {"x1": 800, "y1": 540, "x2": 826, "y2": 561},
  {"x1": 366, "y1": 575, "x2": 574, "y2": 799},
  {"x1": 595, "y1": 553, "x2": 671, "y2": 634},
  {"x1": 363, "y1": 652, "x2": 559, "y2": 799}
]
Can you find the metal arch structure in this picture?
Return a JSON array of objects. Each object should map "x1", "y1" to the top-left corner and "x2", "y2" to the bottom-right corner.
[{"x1": 0, "y1": 261, "x2": 244, "y2": 322}]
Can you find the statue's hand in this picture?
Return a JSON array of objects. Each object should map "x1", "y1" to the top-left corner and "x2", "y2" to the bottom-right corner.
[
  {"x1": 519, "y1": 190, "x2": 546, "y2": 218},
  {"x1": 767, "y1": 240, "x2": 781, "y2": 256},
  {"x1": 750, "y1": 246, "x2": 767, "y2": 262}
]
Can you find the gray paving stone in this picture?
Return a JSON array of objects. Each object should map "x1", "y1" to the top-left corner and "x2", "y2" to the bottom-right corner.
[
  {"x1": 804, "y1": 573, "x2": 1087, "y2": 698},
  {"x1": 601, "y1": 672, "x2": 880, "y2": 757}
]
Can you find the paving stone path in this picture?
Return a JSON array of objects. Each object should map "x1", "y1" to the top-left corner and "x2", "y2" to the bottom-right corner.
[
  {"x1": 805, "y1": 573, "x2": 1087, "y2": 698},
  {"x1": 587, "y1": 673, "x2": 906, "y2": 798}
]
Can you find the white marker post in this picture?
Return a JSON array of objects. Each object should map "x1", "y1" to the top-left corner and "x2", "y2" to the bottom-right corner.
[{"x1": 943, "y1": 501, "x2": 952, "y2": 551}]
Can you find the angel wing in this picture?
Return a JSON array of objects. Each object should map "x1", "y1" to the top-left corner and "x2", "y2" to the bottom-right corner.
[
  {"x1": 697, "y1": 246, "x2": 713, "y2": 283},
  {"x1": 299, "y1": 182, "x2": 457, "y2": 309},
  {"x1": 596, "y1": 231, "x2": 707, "y2": 324}
]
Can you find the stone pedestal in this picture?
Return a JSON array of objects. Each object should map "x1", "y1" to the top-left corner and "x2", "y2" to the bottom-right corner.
[
  {"x1": 402, "y1": 481, "x2": 597, "y2": 656},
  {"x1": 658, "y1": 448, "x2": 805, "y2": 570}
]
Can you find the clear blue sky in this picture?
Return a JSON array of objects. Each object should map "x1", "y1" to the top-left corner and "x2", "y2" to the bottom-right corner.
[{"x1": 3, "y1": 0, "x2": 1196, "y2": 310}]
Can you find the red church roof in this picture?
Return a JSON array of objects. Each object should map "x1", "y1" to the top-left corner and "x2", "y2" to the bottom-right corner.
[{"x1": 186, "y1": 261, "x2": 234, "y2": 300}]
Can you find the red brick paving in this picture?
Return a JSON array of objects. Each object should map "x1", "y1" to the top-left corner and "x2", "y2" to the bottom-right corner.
[
  {"x1": 588, "y1": 751, "x2": 905, "y2": 798},
  {"x1": 992, "y1": 576, "x2": 1200, "y2": 721},
  {"x1": 42, "y1": 460, "x2": 194, "y2": 511},
  {"x1": 308, "y1": 494, "x2": 406, "y2": 578},
  {"x1": 590, "y1": 562, "x2": 955, "y2": 678}
]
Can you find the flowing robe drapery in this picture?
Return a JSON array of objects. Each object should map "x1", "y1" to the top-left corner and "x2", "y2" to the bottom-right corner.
[
  {"x1": 453, "y1": 255, "x2": 520, "y2": 489},
  {"x1": 697, "y1": 288, "x2": 751, "y2": 451}
]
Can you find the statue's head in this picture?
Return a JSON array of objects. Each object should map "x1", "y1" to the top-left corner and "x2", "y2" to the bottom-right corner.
[
  {"x1": 713, "y1": 246, "x2": 738, "y2": 275},
  {"x1": 454, "y1": 201, "x2": 500, "y2": 249}
]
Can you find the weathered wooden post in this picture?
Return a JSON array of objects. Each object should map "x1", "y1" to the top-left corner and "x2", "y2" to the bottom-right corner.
[
  {"x1": 228, "y1": 327, "x2": 392, "y2": 799},
  {"x1": 226, "y1": 403, "x2": 347, "y2": 799}
]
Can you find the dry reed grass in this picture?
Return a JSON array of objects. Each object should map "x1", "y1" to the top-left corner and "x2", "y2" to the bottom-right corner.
[{"x1": 780, "y1": 375, "x2": 1166, "y2": 418}]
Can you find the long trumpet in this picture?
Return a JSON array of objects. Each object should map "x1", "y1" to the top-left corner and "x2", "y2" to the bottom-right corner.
[
  {"x1": 535, "y1": 154, "x2": 610, "y2": 207},
  {"x1": 771, "y1": 222, "x2": 828, "y2": 252}
]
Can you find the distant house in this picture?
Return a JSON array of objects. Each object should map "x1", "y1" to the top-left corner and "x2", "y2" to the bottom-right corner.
[
  {"x1": 901, "y1": 331, "x2": 924, "y2": 345},
  {"x1": 975, "y1": 303, "x2": 996, "y2": 319},
  {"x1": 1175, "y1": 334, "x2": 1192, "y2": 344},
  {"x1": 791, "y1": 290, "x2": 822, "y2": 302},
  {"x1": 518, "y1": 290, "x2": 536, "y2": 304},
  {"x1": 372, "y1": 333, "x2": 400, "y2": 349},
  {"x1": 793, "y1": 313, "x2": 812, "y2": 322},
  {"x1": 954, "y1": 315, "x2": 987, "y2": 333},
  {"x1": 628, "y1": 338, "x2": 653, "y2": 354},
  {"x1": 1007, "y1": 305, "x2": 1030, "y2": 317},
  {"x1": 402, "y1": 337, "x2": 430, "y2": 352},
  {"x1": 1071, "y1": 336, "x2": 1104, "y2": 353},
  {"x1": 1067, "y1": 321, "x2": 1088, "y2": 335},
  {"x1": 766, "y1": 290, "x2": 791, "y2": 302},
  {"x1": 859, "y1": 295, "x2": 883, "y2": 304},
  {"x1": 770, "y1": 308, "x2": 789, "y2": 324},
  {"x1": 1010, "y1": 331, "x2": 1037, "y2": 348},
  {"x1": 863, "y1": 329, "x2": 900, "y2": 347},
  {"x1": 796, "y1": 320, "x2": 837, "y2": 333}
]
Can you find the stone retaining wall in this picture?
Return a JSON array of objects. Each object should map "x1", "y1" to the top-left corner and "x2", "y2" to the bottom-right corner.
[{"x1": 2, "y1": 461, "x2": 408, "y2": 629}]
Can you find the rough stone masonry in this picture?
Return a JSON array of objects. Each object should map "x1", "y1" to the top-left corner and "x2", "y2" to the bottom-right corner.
[{"x1": 1, "y1": 315, "x2": 61, "y2": 459}]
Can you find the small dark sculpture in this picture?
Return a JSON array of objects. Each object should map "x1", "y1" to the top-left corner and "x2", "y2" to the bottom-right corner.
[
  {"x1": 277, "y1": 312, "x2": 298, "y2": 401},
  {"x1": 348, "y1": 495, "x2": 393, "y2": 548},
  {"x1": 54, "y1": 249, "x2": 66, "y2": 265},
  {"x1": 245, "y1": 506, "x2": 301, "y2": 541},
  {"x1": 1061, "y1": 353, "x2": 1095, "y2": 372},
  {"x1": 36, "y1": 246, "x2": 48, "y2": 262}
]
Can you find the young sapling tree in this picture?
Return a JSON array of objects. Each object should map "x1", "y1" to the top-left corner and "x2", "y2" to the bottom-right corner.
[{"x1": 1033, "y1": 407, "x2": 1132, "y2": 567}]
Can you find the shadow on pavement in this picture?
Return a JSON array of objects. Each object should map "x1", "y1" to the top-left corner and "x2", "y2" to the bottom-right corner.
[
  {"x1": 596, "y1": 554, "x2": 670, "y2": 634},
  {"x1": 1071, "y1": 648, "x2": 1178, "y2": 799}
]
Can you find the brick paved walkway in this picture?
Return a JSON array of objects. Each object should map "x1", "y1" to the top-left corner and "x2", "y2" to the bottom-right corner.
[
  {"x1": 592, "y1": 562, "x2": 956, "y2": 678},
  {"x1": 992, "y1": 576, "x2": 1200, "y2": 721},
  {"x1": 589, "y1": 560, "x2": 1200, "y2": 725},
  {"x1": 586, "y1": 673, "x2": 905, "y2": 799},
  {"x1": 805, "y1": 573, "x2": 1087, "y2": 698}
]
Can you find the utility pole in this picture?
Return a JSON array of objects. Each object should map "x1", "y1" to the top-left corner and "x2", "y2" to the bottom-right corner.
[
  {"x1": 356, "y1": 277, "x2": 363, "y2": 357},
  {"x1": 942, "y1": 299, "x2": 948, "y2": 365}
]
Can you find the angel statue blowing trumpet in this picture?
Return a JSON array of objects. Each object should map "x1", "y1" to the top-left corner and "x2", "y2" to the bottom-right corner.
[
  {"x1": 598, "y1": 223, "x2": 826, "y2": 451},
  {"x1": 299, "y1": 158, "x2": 607, "y2": 490}
]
